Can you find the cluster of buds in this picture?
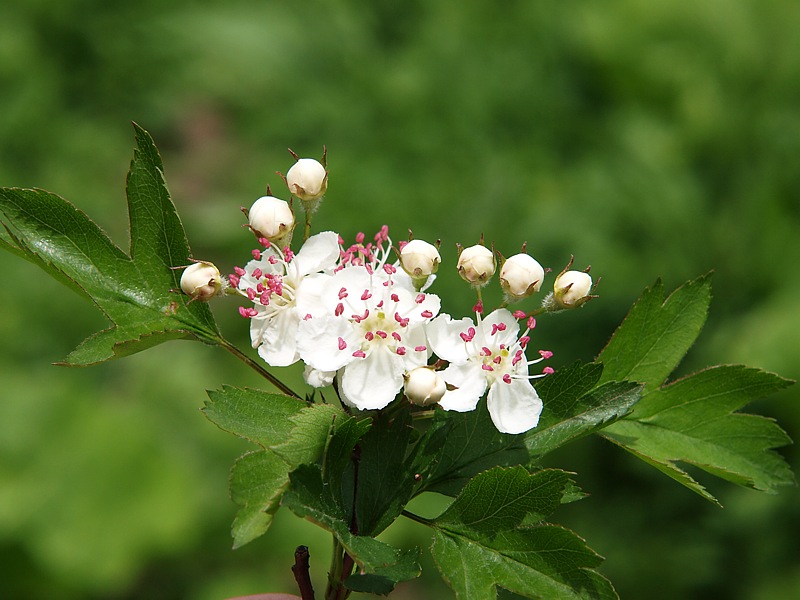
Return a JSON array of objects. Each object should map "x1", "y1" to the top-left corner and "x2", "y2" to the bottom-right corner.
[{"x1": 455, "y1": 239, "x2": 596, "y2": 313}]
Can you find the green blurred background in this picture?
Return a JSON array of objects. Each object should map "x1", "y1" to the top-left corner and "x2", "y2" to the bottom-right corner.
[{"x1": 1, "y1": 1, "x2": 799, "y2": 598}]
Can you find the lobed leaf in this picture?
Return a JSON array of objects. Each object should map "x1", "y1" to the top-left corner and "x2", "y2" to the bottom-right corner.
[
  {"x1": 0, "y1": 124, "x2": 219, "y2": 365},
  {"x1": 602, "y1": 365, "x2": 794, "y2": 503},
  {"x1": 597, "y1": 275, "x2": 711, "y2": 389},
  {"x1": 429, "y1": 466, "x2": 616, "y2": 600}
]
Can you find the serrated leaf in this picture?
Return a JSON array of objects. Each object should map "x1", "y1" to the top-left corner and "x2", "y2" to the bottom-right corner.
[
  {"x1": 527, "y1": 381, "x2": 642, "y2": 458},
  {"x1": 271, "y1": 403, "x2": 352, "y2": 467},
  {"x1": 597, "y1": 275, "x2": 711, "y2": 389},
  {"x1": 602, "y1": 365, "x2": 794, "y2": 503},
  {"x1": 422, "y1": 402, "x2": 530, "y2": 496},
  {"x1": 229, "y1": 450, "x2": 291, "y2": 548},
  {"x1": 203, "y1": 386, "x2": 308, "y2": 448},
  {"x1": 526, "y1": 362, "x2": 642, "y2": 459},
  {"x1": 283, "y1": 418, "x2": 419, "y2": 595},
  {"x1": 430, "y1": 467, "x2": 616, "y2": 600},
  {"x1": 0, "y1": 124, "x2": 219, "y2": 365}
]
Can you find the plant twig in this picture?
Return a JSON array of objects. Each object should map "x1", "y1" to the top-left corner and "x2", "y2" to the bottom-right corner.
[
  {"x1": 292, "y1": 546, "x2": 316, "y2": 600},
  {"x1": 218, "y1": 337, "x2": 301, "y2": 398}
]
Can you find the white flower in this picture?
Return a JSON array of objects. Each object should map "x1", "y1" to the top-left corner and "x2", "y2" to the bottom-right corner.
[
  {"x1": 248, "y1": 196, "x2": 295, "y2": 242},
  {"x1": 296, "y1": 264, "x2": 441, "y2": 410},
  {"x1": 554, "y1": 270, "x2": 593, "y2": 308},
  {"x1": 457, "y1": 244, "x2": 495, "y2": 286},
  {"x1": 500, "y1": 253, "x2": 545, "y2": 300},
  {"x1": 180, "y1": 261, "x2": 223, "y2": 301},
  {"x1": 426, "y1": 308, "x2": 546, "y2": 434},
  {"x1": 286, "y1": 158, "x2": 328, "y2": 202},
  {"x1": 234, "y1": 231, "x2": 340, "y2": 366},
  {"x1": 404, "y1": 366, "x2": 446, "y2": 407}
]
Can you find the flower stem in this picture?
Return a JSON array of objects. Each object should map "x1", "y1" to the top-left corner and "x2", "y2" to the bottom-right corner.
[
  {"x1": 217, "y1": 337, "x2": 301, "y2": 398},
  {"x1": 401, "y1": 509, "x2": 433, "y2": 527},
  {"x1": 292, "y1": 546, "x2": 316, "y2": 600}
]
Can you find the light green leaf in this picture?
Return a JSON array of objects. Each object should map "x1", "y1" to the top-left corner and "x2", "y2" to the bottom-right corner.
[
  {"x1": 430, "y1": 466, "x2": 616, "y2": 600},
  {"x1": 203, "y1": 386, "x2": 307, "y2": 448},
  {"x1": 527, "y1": 362, "x2": 642, "y2": 459},
  {"x1": 0, "y1": 124, "x2": 219, "y2": 365},
  {"x1": 602, "y1": 365, "x2": 794, "y2": 503},
  {"x1": 597, "y1": 275, "x2": 711, "y2": 389},
  {"x1": 229, "y1": 450, "x2": 291, "y2": 549}
]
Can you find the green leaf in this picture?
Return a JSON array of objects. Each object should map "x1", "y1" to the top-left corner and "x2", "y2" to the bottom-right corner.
[
  {"x1": 283, "y1": 418, "x2": 419, "y2": 595},
  {"x1": 422, "y1": 402, "x2": 530, "y2": 496},
  {"x1": 0, "y1": 124, "x2": 219, "y2": 365},
  {"x1": 597, "y1": 275, "x2": 711, "y2": 389},
  {"x1": 430, "y1": 466, "x2": 616, "y2": 600},
  {"x1": 229, "y1": 450, "x2": 292, "y2": 549},
  {"x1": 203, "y1": 386, "x2": 308, "y2": 448},
  {"x1": 602, "y1": 365, "x2": 794, "y2": 503},
  {"x1": 272, "y1": 403, "x2": 352, "y2": 468},
  {"x1": 526, "y1": 362, "x2": 642, "y2": 459},
  {"x1": 354, "y1": 412, "x2": 423, "y2": 537}
]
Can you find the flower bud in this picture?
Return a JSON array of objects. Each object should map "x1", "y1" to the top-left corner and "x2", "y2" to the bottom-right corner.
[
  {"x1": 303, "y1": 365, "x2": 335, "y2": 388},
  {"x1": 248, "y1": 196, "x2": 294, "y2": 242},
  {"x1": 286, "y1": 158, "x2": 328, "y2": 202},
  {"x1": 180, "y1": 261, "x2": 223, "y2": 301},
  {"x1": 457, "y1": 244, "x2": 495, "y2": 286},
  {"x1": 499, "y1": 253, "x2": 545, "y2": 300},
  {"x1": 403, "y1": 367, "x2": 446, "y2": 407},
  {"x1": 400, "y1": 239, "x2": 440, "y2": 279},
  {"x1": 553, "y1": 270, "x2": 593, "y2": 308}
]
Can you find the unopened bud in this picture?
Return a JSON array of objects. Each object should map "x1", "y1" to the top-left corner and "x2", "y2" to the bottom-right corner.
[
  {"x1": 457, "y1": 244, "x2": 495, "y2": 286},
  {"x1": 248, "y1": 196, "x2": 294, "y2": 242},
  {"x1": 499, "y1": 253, "x2": 545, "y2": 300},
  {"x1": 553, "y1": 270, "x2": 593, "y2": 308},
  {"x1": 404, "y1": 367, "x2": 446, "y2": 407},
  {"x1": 180, "y1": 261, "x2": 223, "y2": 301},
  {"x1": 286, "y1": 158, "x2": 328, "y2": 203},
  {"x1": 400, "y1": 239, "x2": 440, "y2": 282},
  {"x1": 303, "y1": 365, "x2": 335, "y2": 388}
]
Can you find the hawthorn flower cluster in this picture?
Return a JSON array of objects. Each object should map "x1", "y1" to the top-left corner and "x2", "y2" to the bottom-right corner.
[{"x1": 181, "y1": 151, "x2": 596, "y2": 434}]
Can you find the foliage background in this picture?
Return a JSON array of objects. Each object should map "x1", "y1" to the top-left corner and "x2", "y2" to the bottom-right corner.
[{"x1": 1, "y1": 0, "x2": 798, "y2": 598}]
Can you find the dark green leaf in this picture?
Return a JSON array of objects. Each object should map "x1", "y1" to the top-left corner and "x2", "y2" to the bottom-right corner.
[
  {"x1": 528, "y1": 380, "x2": 642, "y2": 459},
  {"x1": 429, "y1": 467, "x2": 616, "y2": 600},
  {"x1": 203, "y1": 386, "x2": 307, "y2": 448},
  {"x1": 0, "y1": 124, "x2": 219, "y2": 365},
  {"x1": 355, "y1": 412, "x2": 419, "y2": 537},
  {"x1": 229, "y1": 450, "x2": 291, "y2": 549},
  {"x1": 602, "y1": 365, "x2": 794, "y2": 503},
  {"x1": 597, "y1": 276, "x2": 711, "y2": 389},
  {"x1": 422, "y1": 402, "x2": 530, "y2": 496},
  {"x1": 283, "y1": 416, "x2": 419, "y2": 595}
]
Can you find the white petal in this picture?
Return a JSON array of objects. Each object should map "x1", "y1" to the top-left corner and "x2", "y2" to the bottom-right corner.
[
  {"x1": 294, "y1": 272, "x2": 331, "y2": 318},
  {"x1": 341, "y1": 348, "x2": 404, "y2": 410},
  {"x1": 477, "y1": 308, "x2": 520, "y2": 348},
  {"x1": 438, "y1": 362, "x2": 486, "y2": 412},
  {"x1": 425, "y1": 314, "x2": 474, "y2": 364},
  {"x1": 255, "y1": 309, "x2": 300, "y2": 366},
  {"x1": 290, "y1": 231, "x2": 341, "y2": 277},
  {"x1": 486, "y1": 379, "x2": 543, "y2": 434},
  {"x1": 296, "y1": 316, "x2": 358, "y2": 372}
]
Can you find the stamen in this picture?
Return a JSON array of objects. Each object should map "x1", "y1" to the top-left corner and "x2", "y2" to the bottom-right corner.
[
  {"x1": 353, "y1": 350, "x2": 366, "y2": 358},
  {"x1": 460, "y1": 327, "x2": 476, "y2": 343},
  {"x1": 338, "y1": 337, "x2": 347, "y2": 350},
  {"x1": 361, "y1": 289, "x2": 372, "y2": 301},
  {"x1": 338, "y1": 287, "x2": 348, "y2": 300},
  {"x1": 234, "y1": 266, "x2": 246, "y2": 276},
  {"x1": 252, "y1": 268, "x2": 263, "y2": 279},
  {"x1": 251, "y1": 249, "x2": 261, "y2": 260},
  {"x1": 539, "y1": 350, "x2": 554, "y2": 359},
  {"x1": 391, "y1": 293, "x2": 400, "y2": 302},
  {"x1": 375, "y1": 331, "x2": 388, "y2": 339},
  {"x1": 396, "y1": 347, "x2": 407, "y2": 355},
  {"x1": 392, "y1": 332, "x2": 402, "y2": 341},
  {"x1": 335, "y1": 303, "x2": 344, "y2": 316},
  {"x1": 527, "y1": 317, "x2": 537, "y2": 330},
  {"x1": 421, "y1": 310, "x2": 433, "y2": 318},
  {"x1": 365, "y1": 332, "x2": 375, "y2": 341},
  {"x1": 481, "y1": 364, "x2": 494, "y2": 372},
  {"x1": 415, "y1": 345, "x2": 427, "y2": 352},
  {"x1": 519, "y1": 335, "x2": 530, "y2": 348},
  {"x1": 503, "y1": 374, "x2": 512, "y2": 384},
  {"x1": 415, "y1": 293, "x2": 426, "y2": 304},
  {"x1": 543, "y1": 366, "x2": 555, "y2": 375},
  {"x1": 473, "y1": 301, "x2": 484, "y2": 314},
  {"x1": 513, "y1": 310, "x2": 526, "y2": 319}
]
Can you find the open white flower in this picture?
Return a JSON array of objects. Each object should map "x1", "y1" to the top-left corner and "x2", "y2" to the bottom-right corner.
[
  {"x1": 297, "y1": 264, "x2": 441, "y2": 410},
  {"x1": 234, "y1": 231, "x2": 340, "y2": 366},
  {"x1": 426, "y1": 308, "x2": 546, "y2": 434}
]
